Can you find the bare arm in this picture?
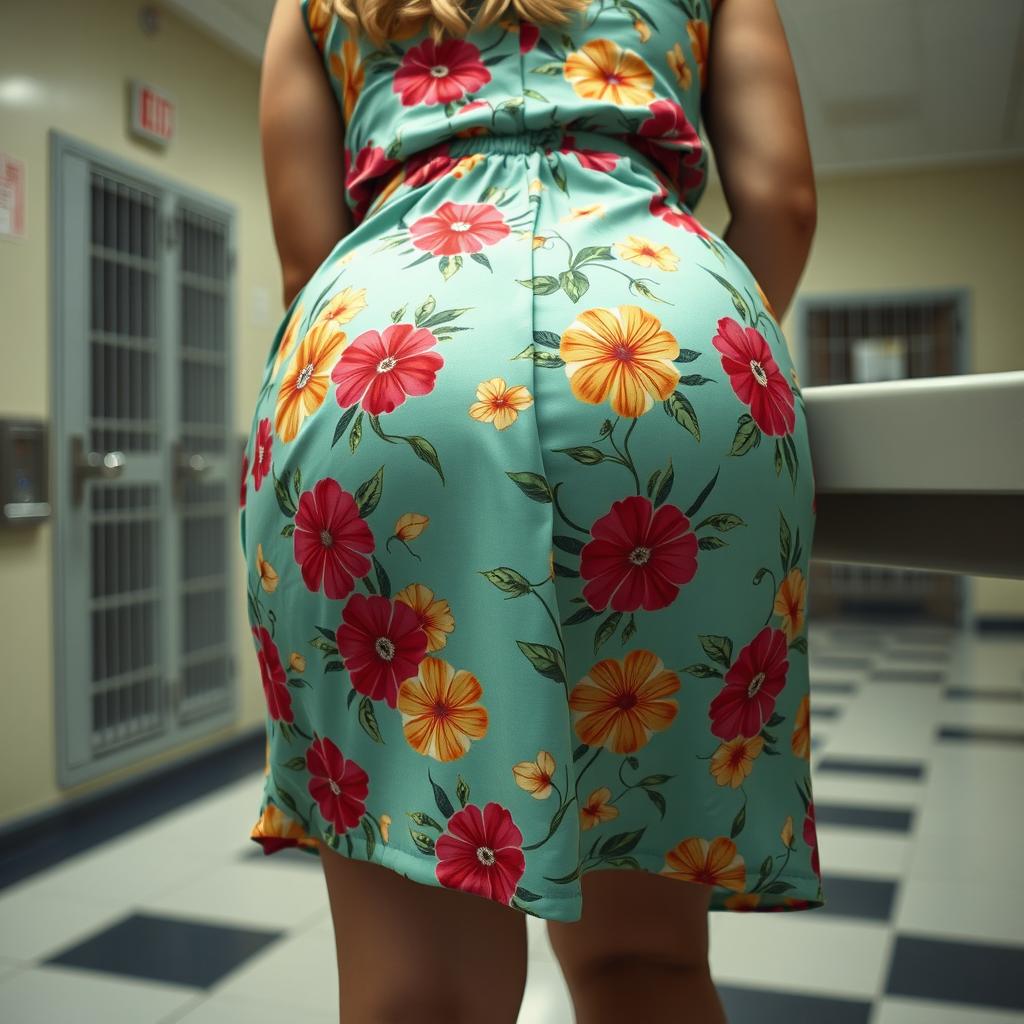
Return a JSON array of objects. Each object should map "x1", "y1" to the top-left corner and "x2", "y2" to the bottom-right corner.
[
  {"x1": 701, "y1": 0, "x2": 816, "y2": 321},
  {"x1": 261, "y1": 0, "x2": 352, "y2": 308}
]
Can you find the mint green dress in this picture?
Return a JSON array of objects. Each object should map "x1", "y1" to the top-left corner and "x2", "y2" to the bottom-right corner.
[{"x1": 240, "y1": 0, "x2": 825, "y2": 921}]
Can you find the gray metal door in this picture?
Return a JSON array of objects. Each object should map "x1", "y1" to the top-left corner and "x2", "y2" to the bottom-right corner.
[{"x1": 51, "y1": 133, "x2": 237, "y2": 786}]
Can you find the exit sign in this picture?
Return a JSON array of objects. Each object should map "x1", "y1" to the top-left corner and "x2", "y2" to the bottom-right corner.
[{"x1": 130, "y1": 81, "x2": 175, "y2": 146}]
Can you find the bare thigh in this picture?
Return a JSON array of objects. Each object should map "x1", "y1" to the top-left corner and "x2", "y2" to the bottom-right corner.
[
  {"x1": 544, "y1": 864, "x2": 712, "y2": 974},
  {"x1": 318, "y1": 842, "x2": 528, "y2": 1023}
]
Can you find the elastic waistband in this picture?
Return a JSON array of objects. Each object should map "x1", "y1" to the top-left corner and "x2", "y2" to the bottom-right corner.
[{"x1": 448, "y1": 128, "x2": 565, "y2": 157}]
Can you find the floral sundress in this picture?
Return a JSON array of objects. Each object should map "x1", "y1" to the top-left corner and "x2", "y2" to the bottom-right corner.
[{"x1": 240, "y1": 0, "x2": 825, "y2": 921}]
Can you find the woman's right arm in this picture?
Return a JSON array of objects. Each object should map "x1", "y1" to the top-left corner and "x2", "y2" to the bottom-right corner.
[{"x1": 701, "y1": 0, "x2": 817, "y2": 322}]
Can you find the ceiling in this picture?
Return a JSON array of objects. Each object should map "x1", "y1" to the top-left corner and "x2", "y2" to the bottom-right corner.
[{"x1": 163, "y1": 0, "x2": 1024, "y2": 179}]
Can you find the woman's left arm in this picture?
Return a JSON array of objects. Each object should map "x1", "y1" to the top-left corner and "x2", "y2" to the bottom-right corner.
[{"x1": 261, "y1": 0, "x2": 352, "y2": 308}]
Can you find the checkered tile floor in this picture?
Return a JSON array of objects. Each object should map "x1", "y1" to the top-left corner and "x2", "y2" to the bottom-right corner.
[{"x1": 1, "y1": 618, "x2": 1022, "y2": 1022}]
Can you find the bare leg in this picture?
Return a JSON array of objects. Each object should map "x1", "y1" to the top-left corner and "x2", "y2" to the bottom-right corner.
[
  {"x1": 546, "y1": 868, "x2": 728, "y2": 1024},
  {"x1": 318, "y1": 842, "x2": 528, "y2": 1023}
]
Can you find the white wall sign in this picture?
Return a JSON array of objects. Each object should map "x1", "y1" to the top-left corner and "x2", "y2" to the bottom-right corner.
[
  {"x1": 0, "y1": 154, "x2": 26, "y2": 240},
  {"x1": 130, "y1": 80, "x2": 175, "y2": 146}
]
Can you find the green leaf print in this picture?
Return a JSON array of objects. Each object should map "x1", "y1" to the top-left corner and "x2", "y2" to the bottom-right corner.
[
  {"x1": 506, "y1": 470, "x2": 553, "y2": 503},
  {"x1": 553, "y1": 562, "x2": 580, "y2": 578},
  {"x1": 559, "y1": 269, "x2": 590, "y2": 302},
  {"x1": 562, "y1": 605, "x2": 602, "y2": 626},
  {"x1": 697, "y1": 535, "x2": 727, "y2": 550},
  {"x1": 419, "y1": 307, "x2": 472, "y2": 330},
  {"x1": 700, "y1": 265, "x2": 752, "y2": 323},
  {"x1": 693, "y1": 512, "x2": 746, "y2": 532},
  {"x1": 530, "y1": 61, "x2": 565, "y2": 74},
  {"x1": 663, "y1": 391, "x2": 701, "y2": 441},
  {"x1": 517, "y1": 275, "x2": 561, "y2": 294},
  {"x1": 407, "y1": 810, "x2": 445, "y2": 831},
  {"x1": 354, "y1": 466, "x2": 385, "y2": 517},
  {"x1": 429, "y1": 769, "x2": 456, "y2": 819},
  {"x1": 439, "y1": 254, "x2": 463, "y2": 280},
  {"x1": 455, "y1": 774, "x2": 470, "y2": 808},
  {"x1": 647, "y1": 456, "x2": 675, "y2": 507},
  {"x1": 644, "y1": 788, "x2": 666, "y2": 819},
  {"x1": 409, "y1": 830, "x2": 436, "y2": 855},
  {"x1": 554, "y1": 445, "x2": 605, "y2": 465},
  {"x1": 598, "y1": 829, "x2": 645, "y2": 858},
  {"x1": 413, "y1": 295, "x2": 436, "y2": 325},
  {"x1": 390, "y1": 303, "x2": 407, "y2": 323},
  {"x1": 553, "y1": 534, "x2": 585, "y2": 555},
  {"x1": 594, "y1": 611, "x2": 622, "y2": 653},
  {"x1": 522, "y1": 89, "x2": 548, "y2": 102},
  {"x1": 620, "y1": 614, "x2": 637, "y2": 644},
  {"x1": 790, "y1": 635, "x2": 808, "y2": 654},
  {"x1": 402, "y1": 434, "x2": 446, "y2": 483},
  {"x1": 325, "y1": 661, "x2": 344, "y2": 672},
  {"x1": 481, "y1": 566, "x2": 533, "y2": 597},
  {"x1": 362, "y1": 817, "x2": 375, "y2": 860},
  {"x1": 358, "y1": 696, "x2": 384, "y2": 744},
  {"x1": 514, "y1": 886, "x2": 544, "y2": 902},
  {"x1": 730, "y1": 802, "x2": 746, "y2": 838},
  {"x1": 272, "y1": 467, "x2": 297, "y2": 517},
  {"x1": 533, "y1": 330, "x2": 561, "y2": 349},
  {"x1": 280, "y1": 523, "x2": 295, "y2": 537},
  {"x1": 512, "y1": 342, "x2": 565, "y2": 368},
  {"x1": 675, "y1": 348, "x2": 702, "y2": 363},
  {"x1": 572, "y1": 245, "x2": 615, "y2": 267},
  {"x1": 516, "y1": 640, "x2": 567, "y2": 684},
  {"x1": 729, "y1": 413, "x2": 761, "y2": 456},
  {"x1": 349, "y1": 411, "x2": 363, "y2": 453},
  {"x1": 470, "y1": 252, "x2": 492, "y2": 271},
  {"x1": 779, "y1": 510, "x2": 793, "y2": 575},
  {"x1": 372, "y1": 554, "x2": 391, "y2": 599},
  {"x1": 331, "y1": 404, "x2": 358, "y2": 449},
  {"x1": 699, "y1": 634, "x2": 734, "y2": 668}
]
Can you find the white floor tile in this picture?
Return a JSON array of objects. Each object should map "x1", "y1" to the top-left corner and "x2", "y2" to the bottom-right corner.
[
  {"x1": 811, "y1": 776, "x2": 926, "y2": 809},
  {"x1": 815, "y1": 826, "x2": 912, "y2": 878},
  {"x1": 872, "y1": 995, "x2": 1024, "y2": 1023},
  {"x1": 0, "y1": 963, "x2": 195, "y2": 1024},
  {"x1": 140, "y1": 858, "x2": 327, "y2": 931},
  {"x1": 708, "y1": 914, "x2": 892, "y2": 999},
  {"x1": 0, "y1": 889, "x2": 130, "y2": 962},
  {"x1": 166, "y1": 991, "x2": 337, "y2": 1024},
  {"x1": 895, "y1": 877, "x2": 1024, "y2": 946}
]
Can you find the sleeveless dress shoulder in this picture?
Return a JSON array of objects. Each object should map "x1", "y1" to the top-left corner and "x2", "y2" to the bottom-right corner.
[{"x1": 242, "y1": 0, "x2": 825, "y2": 920}]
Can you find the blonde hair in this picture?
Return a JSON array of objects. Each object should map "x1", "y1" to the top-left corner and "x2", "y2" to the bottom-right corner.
[{"x1": 331, "y1": 0, "x2": 591, "y2": 46}]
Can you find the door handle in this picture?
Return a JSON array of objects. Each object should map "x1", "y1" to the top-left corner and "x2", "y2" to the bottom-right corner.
[
  {"x1": 71, "y1": 435, "x2": 126, "y2": 504},
  {"x1": 172, "y1": 442, "x2": 212, "y2": 499}
]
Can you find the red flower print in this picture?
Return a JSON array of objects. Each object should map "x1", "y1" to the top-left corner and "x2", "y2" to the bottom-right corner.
[
  {"x1": 649, "y1": 187, "x2": 711, "y2": 238},
  {"x1": 638, "y1": 99, "x2": 702, "y2": 147},
  {"x1": 708, "y1": 626, "x2": 789, "y2": 740},
  {"x1": 580, "y1": 494, "x2": 699, "y2": 612},
  {"x1": 293, "y1": 477, "x2": 375, "y2": 600},
  {"x1": 404, "y1": 147, "x2": 457, "y2": 189},
  {"x1": 251, "y1": 417, "x2": 272, "y2": 492},
  {"x1": 393, "y1": 38, "x2": 491, "y2": 107},
  {"x1": 410, "y1": 202, "x2": 510, "y2": 256},
  {"x1": 559, "y1": 135, "x2": 619, "y2": 171},
  {"x1": 239, "y1": 450, "x2": 248, "y2": 508},
  {"x1": 345, "y1": 143, "x2": 400, "y2": 221},
  {"x1": 435, "y1": 802, "x2": 526, "y2": 905},
  {"x1": 305, "y1": 734, "x2": 369, "y2": 834},
  {"x1": 803, "y1": 801, "x2": 820, "y2": 878},
  {"x1": 253, "y1": 625, "x2": 294, "y2": 723},
  {"x1": 712, "y1": 316, "x2": 796, "y2": 436},
  {"x1": 331, "y1": 323, "x2": 444, "y2": 415},
  {"x1": 336, "y1": 592, "x2": 428, "y2": 708},
  {"x1": 519, "y1": 21, "x2": 540, "y2": 53}
]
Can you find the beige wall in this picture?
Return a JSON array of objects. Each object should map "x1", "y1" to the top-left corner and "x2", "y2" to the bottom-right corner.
[
  {"x1": 0, "y1": 1, "x2": 1020, "y2": 829},
  {"x1": 0, "y1": 0, "x2": 279, "y2": 825}
]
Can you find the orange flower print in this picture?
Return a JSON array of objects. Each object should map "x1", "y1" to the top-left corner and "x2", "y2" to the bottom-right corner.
[
  {"x1": 393, "y1": 512, "x2": 429, "y2": 542},
  {"x1": 633, "y1": 18, "x2": 651, "y2": 43},
  {"x1": 250, "y1": 803, "x2": 319, "y2": 855},
  {"x1": 256, "y1": 543, "x2": 278, "y2": 593},
  {"x1": 379, "y1": 813, "x2": 391, "y2": 842},
  {"x1": 305, "y1": 0, "x2": 332, "y2": 50},
  {"x1": 724, "y1": 892, "x2": 762, "y2": 911},
  {"x1": 687, "y1": 19, "x2": 709, "y2": 89},
  {"x1": 396, "y1": 656, "x2": 489, "y2": 761},
  {"x1": 394, "y1": 582, "x2": 455, "y2": 652},
  {"x1": 561, "y1": 203, "x2": 606, "y2": 222},
  {"x1": 274, "y1": 322, "x2": 347, "y2": 443},
  {"x1": 754, "y1": 277, "x2": 778, "y2": 320},
  {"x1": 615, "y1": 235, "x2": 679, "y2": 271},
  {"x1": 560, "y1": 305, "x2": 681, "y2": 418},
  {"x1": 666, "y1": 42, "x2": 692, "y2": 90},
  {"x1": 580, "y1": 786, "x2": 619, "y2": 830},
  {"x1": 775, "y1": 567, "x2": 807, "y2": 642},
  {"x1": 568, "y1": 648, "x2": 680, "y2": 754},
  {"x1": 709, "y1": 734, "x2": 765, "y2": 788},
  {"x1": 272, "y1": 304, "x2": 304, "y2": 379},
  {"x1": 781, "y1": 815, "x2": 795, "y2": 849},
  {"x1": 512, "y1": 750, "x2": 556, "y2": 798},
  {"x1": 288, "y1": 651, "x2": 306, "y2": 674},
  {"x1": 469, "y1": 377, "x2": 534, "y2": 430},
  {"x1": 661, "y1": 836, "x2": 746, "y2": 893},
  {"x1": 329, "y1": 37, "x2": 365, "y2": 122},
  {"x1": 564, "y1": 39, "x2": 656, "y2": 107},
  {"x1": 312, "y1": 286, "x2": 367, "y2": 332},
  {"x1": 791, "y1": 694, "x2": 811, "y2": 759}
]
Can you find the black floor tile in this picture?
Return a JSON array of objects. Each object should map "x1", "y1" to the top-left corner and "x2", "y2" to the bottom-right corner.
[
  {"x1": 812, "y1": 655, "x2": 874, "y2": 670},
  {"x1": 44, "y1": 912, "x2": 283, "y2": 989},
  {"x1": 813, "y1": 804, "x2": 913, "y2": 832},
  {"x1": 871, "y1": 668, "x2": 946, "y2": 684},
  {"x1": 810, "y1": 705, "x2": 843, "y2": 719},
  {"x1": 718, "y1": 984, "x2": 871, "y2": 1023},
  {"x1": 944, "y1": 687, "x2": 1024, "y2": 702},
  {"x1": 936, "y1": 726, "x2": 1024, "y2": 745},
  {"x1": 814, "y1": 875, "x2": 897, "y2": 921},
  {"x1": 885, "y1": 934, "x2": 1024, "y2": 1010},
  {"x1": 884, "y1": 647, "x2": 952, "y2": 663},
  {"x1": 817, "y1": 757, "x2": 925, "y2": 780},
  {"x1": 811, "y1": 681, "x2": 859, "y2": 695}
]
